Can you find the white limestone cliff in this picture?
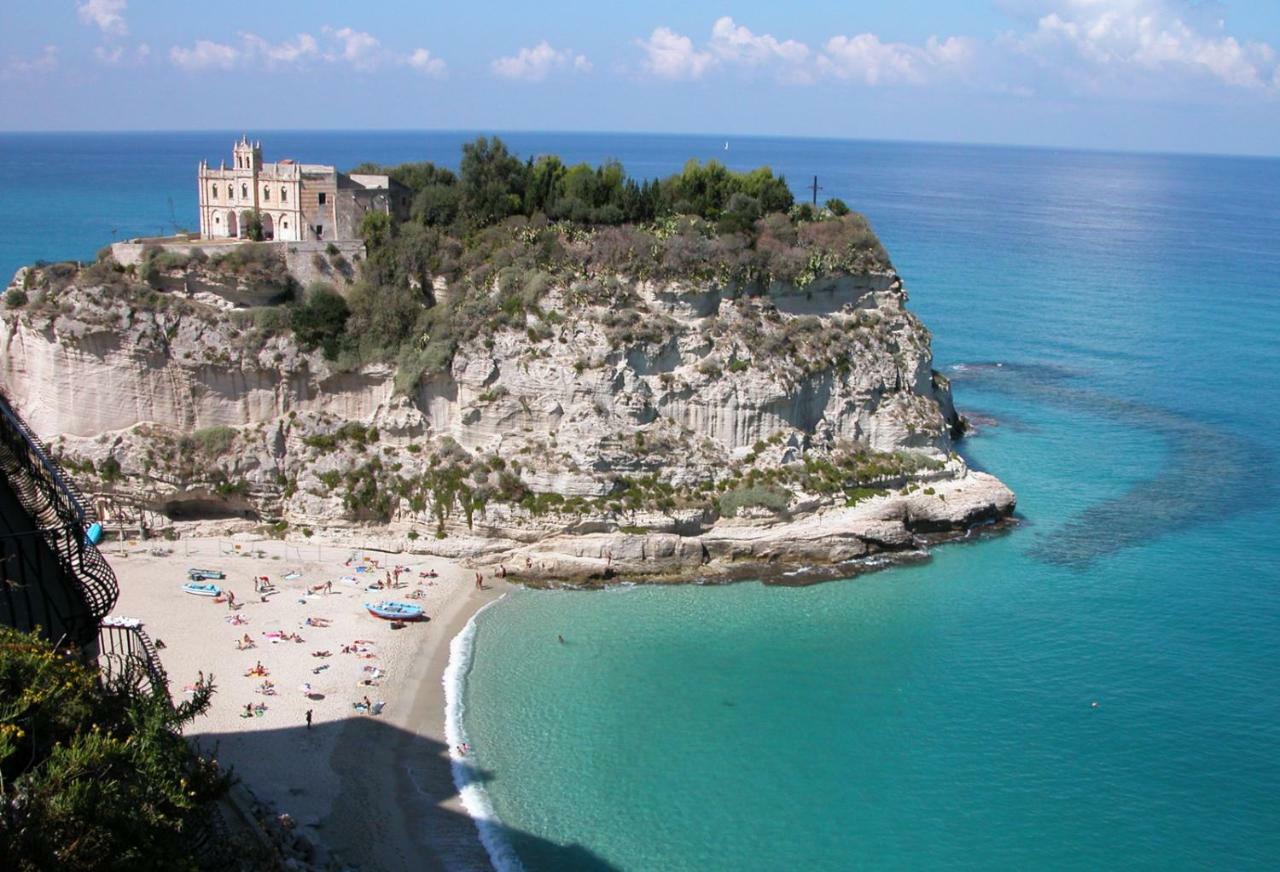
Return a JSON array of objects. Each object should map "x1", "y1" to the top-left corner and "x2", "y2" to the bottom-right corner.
[{"x1": 1, "y1": 261, "x2": 1014, "y2": 582}]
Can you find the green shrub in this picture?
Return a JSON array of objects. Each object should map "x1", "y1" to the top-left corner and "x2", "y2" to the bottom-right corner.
[
  {"x1": 718, "y1": 484, "x2": 792, "y2": 517},
  {"x1": 192, "y1": 425, "x2": 235, "y2": 456},
  {"x1": 5, "y1": 288, "x2": 28, "y2": 308},
  {"x1": 97, "y1": 456, "x2": 122, "y2": 483},
  {"x1": 291, "y1": 285, "x2": 349, "y2": 359},
  {"x1": 0, "y1": 627, "x2": 227, "y2": 870}
]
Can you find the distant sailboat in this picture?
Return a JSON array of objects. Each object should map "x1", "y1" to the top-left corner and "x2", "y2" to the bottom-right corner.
[{"x1": 724, "y1": 141, "x2": 730, "y2": 151}]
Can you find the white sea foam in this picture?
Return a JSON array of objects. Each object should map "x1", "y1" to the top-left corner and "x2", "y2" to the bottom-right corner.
[{"x1": 442, "y1": 595, "x2": 525, "y2": 872}]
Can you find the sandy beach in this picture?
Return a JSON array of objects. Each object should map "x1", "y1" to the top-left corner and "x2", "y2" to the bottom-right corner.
[{"x1": 108, "y1": 534, "x2": 509, "y2": 870}]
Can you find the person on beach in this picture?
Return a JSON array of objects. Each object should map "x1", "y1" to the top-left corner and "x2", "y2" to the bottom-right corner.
[
  {"x1": 306, "y1": 709, "x2": 313, "y2": 729},
  {"x1": 475, "y1": 571, "x2": 483, "y2": 590}
]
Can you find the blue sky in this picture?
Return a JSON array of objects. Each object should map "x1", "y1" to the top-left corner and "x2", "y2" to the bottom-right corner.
[{"x1": 2, "y1": 1, "x2": 1278, "y2": 155}]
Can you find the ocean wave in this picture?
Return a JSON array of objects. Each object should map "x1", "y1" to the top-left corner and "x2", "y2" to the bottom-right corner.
[{"x1": 443, "y1": 595, "x2": 525, "y2": 872}]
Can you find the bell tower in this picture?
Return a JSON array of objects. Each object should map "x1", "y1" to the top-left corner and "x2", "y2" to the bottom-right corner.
[{"x1": 233, "y1": 135, "x2": 262, "y2": 173}]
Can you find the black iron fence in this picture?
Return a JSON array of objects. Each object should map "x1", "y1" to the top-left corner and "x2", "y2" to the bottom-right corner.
[
  {"x1": 0, "y1": 392, "x2": 119, "y2": 656},
  {"x1": 99, "y1": 619, "x2": 171, "y2": 700}
]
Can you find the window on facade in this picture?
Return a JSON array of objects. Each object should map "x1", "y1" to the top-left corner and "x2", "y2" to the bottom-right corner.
[
  {"x1": 281, "y1": 187, "x2": 288, "y2": 202},
  {"x1": 242, "y1": 184, "x2": 248, "y2": 198},
  {"x1": 264, "y1": 187, "x2": 270, "y2": 201},
  {"x1": 318, "y1": 192, "x2": 327, "y2": 205},
  {"x1": 211, "y1": 184, "x2": 218, "y2": 199}
]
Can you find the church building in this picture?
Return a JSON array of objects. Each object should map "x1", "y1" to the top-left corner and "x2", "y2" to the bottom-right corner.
[{"x1": 197, "y1": 137, "x2": 409, "y2": 242}]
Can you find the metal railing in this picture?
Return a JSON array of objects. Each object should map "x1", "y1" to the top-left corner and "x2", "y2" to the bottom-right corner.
[
  {"x1": 99, "y1": 620, "x2": 171, "y2": 701},
  {"x1": 0, "y1": 392, "x2": 119, "y2": 652}
]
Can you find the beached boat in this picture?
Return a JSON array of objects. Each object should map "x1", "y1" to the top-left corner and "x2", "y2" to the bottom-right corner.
[
  {"x1": 364, "y1": 601, "x2": 425, "y2": 622},
  {"x1": 187, "y1": 568, "x2": 226, "y2": 581},
  {"x1": 183, "y1": 581, "x2": 221, "y2": 597}
]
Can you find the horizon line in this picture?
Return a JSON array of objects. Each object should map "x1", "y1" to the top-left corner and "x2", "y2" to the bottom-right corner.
[{"x1": 0, "y1": 126, "x2": 1277, "y2": 163}]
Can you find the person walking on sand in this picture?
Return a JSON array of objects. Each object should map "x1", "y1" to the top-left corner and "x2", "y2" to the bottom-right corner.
[
  {"x1": 306, "y1": 709, "x2": 313, "y2": 730},
  {"x1": 475, "y1": 571, "x2": 483, "y2": 591}
]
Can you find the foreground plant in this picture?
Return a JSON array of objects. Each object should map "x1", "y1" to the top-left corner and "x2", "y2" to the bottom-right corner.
[{"x1": 0, "y1": 627, "x2": 227, "y2": 871}]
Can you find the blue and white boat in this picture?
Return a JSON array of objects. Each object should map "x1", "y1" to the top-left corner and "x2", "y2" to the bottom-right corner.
[
  {"x1": 365, "y1": 600, "x2": 425, "y2": 622},
  {"x1": 183, "y1": 581, "x2": 221, "y2": 597},
  {"x1": 187, "y1": 568, "x2": 226, "y2": 581}
]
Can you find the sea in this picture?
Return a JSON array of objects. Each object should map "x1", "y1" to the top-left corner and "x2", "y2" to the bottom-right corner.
[{"x1": 3, "y1": 131, "x2": 1279, "y2": 870}]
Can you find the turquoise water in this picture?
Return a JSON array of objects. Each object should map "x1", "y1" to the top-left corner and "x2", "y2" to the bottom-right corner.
[
  {"x1": 2, "y1": 133, "x2": 1278, "y2": 869},
  {"x1": 456, "y1": 144, "x2": 1280, "y2": 868}
]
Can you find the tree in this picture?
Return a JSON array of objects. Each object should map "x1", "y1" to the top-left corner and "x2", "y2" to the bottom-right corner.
[
  {"x1": 291, "y1": 284, "x2": 350, "y2": 359},
  {"x1": 0, "y1": 627, "x2": 227, "y2": 871},
  {"x1": 825, "y1": 198, "x2": 851, "y2": 216},
  {"x1": 459, "y1": 136, "x2": 529, "y2": 230},
  {"x1": 243, "y1": 210, "x2": 265, "y2": 242}
]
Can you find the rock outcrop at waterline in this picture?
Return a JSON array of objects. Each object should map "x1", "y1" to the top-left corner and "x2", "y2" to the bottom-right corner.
[{"x1": 0, "y1": 256, "x2": 1014, "y2": 581}]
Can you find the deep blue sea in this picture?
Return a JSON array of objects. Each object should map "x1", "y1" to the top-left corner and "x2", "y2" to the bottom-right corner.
[{"x1": 3, "y1": 132, "x2": 1279, "y2": 870}]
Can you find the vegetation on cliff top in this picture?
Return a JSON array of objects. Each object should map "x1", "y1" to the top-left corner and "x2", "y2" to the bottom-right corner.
[{"x1": 292, "y1": 137, "x2": 891, "y2": 385}]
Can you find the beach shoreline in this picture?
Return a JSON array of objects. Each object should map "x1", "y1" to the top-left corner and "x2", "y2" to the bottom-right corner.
[{"x1": 106, "y1": 534, "x2": 509, "y2": 871}]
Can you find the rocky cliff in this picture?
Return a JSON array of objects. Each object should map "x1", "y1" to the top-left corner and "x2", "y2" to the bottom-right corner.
[{"x1": 1, "y1": 254, "x2": 1014, "y2": 583}]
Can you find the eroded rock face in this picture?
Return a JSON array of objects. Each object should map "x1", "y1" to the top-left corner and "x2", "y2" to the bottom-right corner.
[{"x1": 1, "y1": 263, "x2": 1014, "y2": 581}]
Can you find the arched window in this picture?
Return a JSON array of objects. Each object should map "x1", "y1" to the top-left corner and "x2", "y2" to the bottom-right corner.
[
  {"x1": 263, "y1": 187, "x2": 270, "y2": 201},
  {"x1": 211, "y1": 184, "x2": 218, "y2": 199},
  {"x1": 281, "y1": 187, "x2": 288, "y2": 202},
  {"x1": 242, "y1": 184, "x2": 248, "y2": 199}
]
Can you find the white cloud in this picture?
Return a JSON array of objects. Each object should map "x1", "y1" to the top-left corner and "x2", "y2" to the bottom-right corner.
[
  {"x1": 2, "y1": 45, "x2": 58, "y2": 79},
  {"x1": 637, "y1": 27, "x2": 714, "y2": 80},
  {"x1": 241, "y1": 33, "x2": 319, "y2": 66},
  {"x1": 492, "y1": 41, "x2": 591, "y2": 81},
  {"x1": 408, "y1": 48, "x2": 447, "y2": 77},
  {"x1": 169, "y1": 40, "x2": 239, "y2": 71},
  {"x1": 633, "y1": 8, "x2": 1277, "y2": 96},
  {"x1": 1011, "y1": 0, "x2": 1279, "y2": 91},
  {"x1": 322, "y1": 26, "x2": 386, "y2": 72},
  {"x1": 168, "y1": 28, "x2": 445, "y2": 75},
  {"x1": 818, "y1": 33, "x2": 975, "y2": 85},
  {"x1": 94, "y1": 45, "x2": 123, "y2": 65},
  {"x1": 708, "y1": 17, "x2": 808, "y2": 66},
  {"x1": 77, "y1": 0, "x2": 127, "y2": 37},
  {"x1": 637, "y1": 19, "x2": 967, "y2": 86}
]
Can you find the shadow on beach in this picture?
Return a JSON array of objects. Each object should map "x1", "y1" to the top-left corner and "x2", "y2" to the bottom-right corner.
[{"x1": 200, "y1": 714, "x2": 621, "y2": 872}]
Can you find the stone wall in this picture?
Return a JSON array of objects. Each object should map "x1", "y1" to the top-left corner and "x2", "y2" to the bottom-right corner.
[
  {"x1": 109, "y1": 239, "x2": 365, "y2": 294},
  {"x1": 281, "y1": 241, "x2": 364, "y2": 292}
]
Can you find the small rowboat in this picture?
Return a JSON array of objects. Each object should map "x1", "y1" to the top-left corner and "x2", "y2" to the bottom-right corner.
[
  {"x1": 183, "y1": 581, "x2": 221, "y2": 597},
  {"x1": 188, "y1": 568, "x2": 226, "y2": 581},
  {"x1": 365, "y1": 601, "x2": 425, "y2": 622}
]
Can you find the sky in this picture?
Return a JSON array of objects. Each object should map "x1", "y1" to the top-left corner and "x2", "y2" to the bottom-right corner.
[{"x1": 1, "y1": 1, "x2": 1278, "y2": 155}]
